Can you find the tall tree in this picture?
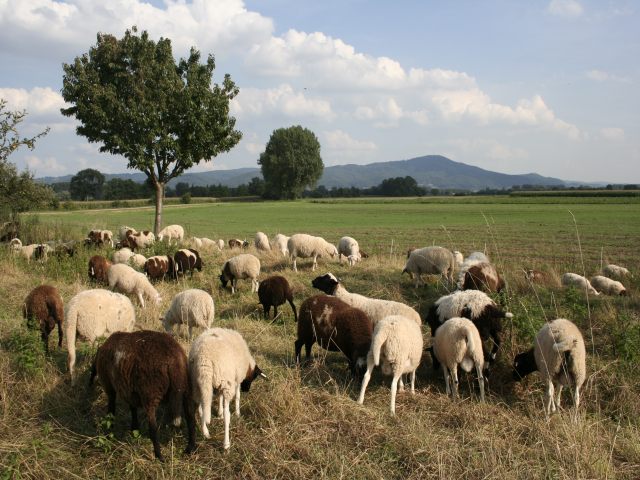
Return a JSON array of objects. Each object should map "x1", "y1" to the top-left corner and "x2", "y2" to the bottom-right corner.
[
  {"x1": 259, "y1": 125, "x2": 323, "y2": 199},
  {"x1": 61, "y1": 27, "x2": 242, "y2": 233},
  {"x1": 69, "y1": 168, "x2": 105, "y2": 200}
]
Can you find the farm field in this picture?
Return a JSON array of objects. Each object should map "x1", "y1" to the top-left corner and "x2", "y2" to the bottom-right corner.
[{"x1": 2, "y1": 197, "x2": 640, "y2": 479}]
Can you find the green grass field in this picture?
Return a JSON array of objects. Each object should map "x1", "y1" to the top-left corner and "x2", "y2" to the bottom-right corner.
[{"x1": 2, "y1": 197, "x2": 639, "y2": 478}]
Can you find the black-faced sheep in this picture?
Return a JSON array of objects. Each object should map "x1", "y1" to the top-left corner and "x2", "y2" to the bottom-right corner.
[
  {"x1": 257, "y1": 275, "x2": 297, "y2": 321},
  {"x1": 89, "y1": 330, "x2": 196, "y2": 460},
  {"x1": 88, "y1": 255, "x2": 112, "y2": 284},
  {"x1": 174, "y1": 249, "x2": 203, "y2": 278},
  {"x1": 219, "y1": 254, "x2": 261, "y2": 294},
  {"x1": 23, "y1": 285, "x2": 64, "y2": 353}
]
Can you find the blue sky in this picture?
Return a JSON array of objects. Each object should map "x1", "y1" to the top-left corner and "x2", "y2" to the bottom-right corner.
[{"x1": 0, "y1": 0, "x2": 637, "y2": 183}]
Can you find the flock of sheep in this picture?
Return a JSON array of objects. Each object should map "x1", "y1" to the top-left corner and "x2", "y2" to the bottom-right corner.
[{"x1": 12, "y1": 223, "x2": 633, "y2": 461}]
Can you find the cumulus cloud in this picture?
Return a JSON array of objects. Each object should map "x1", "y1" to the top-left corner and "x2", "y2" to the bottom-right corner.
[
  {"x1": 323, "y1": 130, "x2": 377, "y2": 152},
  {"x1": 600, "y1": 127, "x2": 625, "y2": 140},
  {"x1": 0, "y1": 86, "x2": 66, "y2": 116},
  {"x1": 586, "y1": 70, "x2": 631, "y2": 83},
  {"x1": 232, "y1": 84, "x2": 334, "y2": 119},
  {"x1": 547, "y1": 0, "x2": 584, "y2": 17},
  {"x1": 23, "y1": 154, "x2": 66, "y2": 175}
]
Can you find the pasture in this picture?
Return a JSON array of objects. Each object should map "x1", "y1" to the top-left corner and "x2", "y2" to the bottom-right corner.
[{"x1": 2, "y1": 197, "x2": 639, "y2": 479}]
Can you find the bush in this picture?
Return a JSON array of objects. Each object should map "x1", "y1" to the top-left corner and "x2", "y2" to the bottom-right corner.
[
  {"x1": 5, "y1": 327, "x2": 46, "y2": 376},
  {"x1": 181, "y1": 192, "x2": 192, "y2": 204}
]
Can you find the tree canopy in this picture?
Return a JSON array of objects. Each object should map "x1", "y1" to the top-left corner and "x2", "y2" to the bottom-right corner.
[
  {"x1": 61, "y1": 27, "x2": 242, "y2": 233},
  {"x1": 69, "y1": 168, "x2": 105, "y2": 200},
  {"x1": 258, "y1": 125, "x2": 323, "y2": 199}
]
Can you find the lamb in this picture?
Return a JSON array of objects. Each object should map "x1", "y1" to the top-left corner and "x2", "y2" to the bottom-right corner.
[
  {"x1": 337, "y1": 236, "x2": 362, "y2": 266},
  {"x1": 174, "y1": 249, "x2": 203, "y2": 277},
  {"x1": 513, "y1": 318, "x2": 586, "y2": 417},
  {"x1": 561, "y1": 273, "x2": 599, "y2": 295},
  {"x1": 602, "y1": 264, "x2": 631, "y2": 280},
  {"x1": 296, "y1": 295, "x2": 372, "y2": 376},
  {"x1": 89, "y1": 330, "x2": 196, "y2": 461},
  {"x1": 65, "y1": 289, "x2": 136, "y2": 380},
  {"x1": 590, "y1": 275, "x2": 627, "y2": 296},
  {"x1": 107, "y1": 263, "x2": 162, "y2": 308},
  {"x1": 432, "y1": 317, "x2": 485, "y2": 401},
  {"x1": 220, "y1": 254, "x2": 261, "y2": 294},
  {"x1": 461, "y1": 262, "x2": 505, "y2": 293},
  {"x1": 402, "y1": 246, "x2": 456, "y2": 287},
  {"x1": 288, "y1": 233, "x2": 338, "y2": 272},
  {"x1": 312, "y1": 272, "x2": 421, "y2": 326},
  {"x1": 88, "y1": 255, "x2": 112, "y2": 284},
  {"x1": 126, "y1": 230, "x2": 155, "y2": 250},
  {"x1": 162, "y1": 289, "x2": 215, "y2": 339},
  {"x1": 228, "y1": 238, "x2": 249, "y2": 249},
  {"x1": 23, "y1": 285, "x2": 64, "y2": 353},
  {"x1": 254, "y1": 232, "x2": 271, "y2": 251},
  {"x1": 188, "y1": 328, "x2": 265, "y2": 449},
  {"x1": 144, "y1": 255, "x2": 175, "y2": 281},
  {"x1": 112, "y1": 247, "x2": 134, "y2": 264},
  {"x1": 158, "y1": 224, "x2": 184, "y2": 244},
  {"x1": 357, "y1": 315, "x2": 423, "y2": 415},
  {"x1": 272, "y1": 234, "x2": 290, "y2": 257},
  {"x1": 257, "y1": 275, "x2": 297, "y2": 321}
]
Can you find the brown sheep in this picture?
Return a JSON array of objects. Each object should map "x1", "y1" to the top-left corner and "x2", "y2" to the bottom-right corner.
[
  {"x1": 228, "y1": 238, "x2": 249, "y2": 249},
  {"x1": 462, "y1": 262, "x2": 505, "y2": 293},
  {"x1": 144, "y1": 255, "x2": 175, "y2": 281},
  {"x1": 88, "y1": 255, "x2": 112, "y2": 284},
  {"x1": 89, "y1": 330, "x2": 197, "y2": 461},
  {"x1": 174, "y1": 249, "x2": 202, "y2": 277},
  {"x1": 258, "y1": 275, "x2": 297, "y2": 321},
  {"x1": 23, "y1": 285, "x2": 64, "y2": 353}
]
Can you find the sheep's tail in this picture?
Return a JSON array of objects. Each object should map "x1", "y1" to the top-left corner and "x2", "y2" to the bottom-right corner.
[
  {"x1": 460, "y1": 324, "x2": 479, "y2": 372},
  {"x1": 371, "y1": 324, "x2": 391, "y2": 367}
]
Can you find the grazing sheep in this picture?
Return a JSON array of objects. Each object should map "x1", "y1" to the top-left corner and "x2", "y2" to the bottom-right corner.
[
  {"x1": 432, "y1": 317, "x2": 485, "y2": 401},
  {"x1": 258, "y1": 275, "x2": 297, "y2": 321},
  {"x1": 88, "y1": 255, "x2": 112, "y2": 284},
  {"x1": 272, "y1": 234, "x2": 290, "y2": 257},
  {"x1": 337, "y1": 236, "x2": 362, "y2": 266},
  {"x1": 189, "y1": 237, "x2": 203, "y2": 249},
  {"x1": 126, "y1": 230, "x2": 155, "y2": 250},
  {"x1": 220, "y1": 254, "x2": 261, "y2": 294},
  {"x1": 457, "y1": 252, "x2": 491, "y2": 287},
  {"x1": 108, "y1": 263, "x2": 162, "y2": 308},
  {"x1": 23, "y1": 285, "x2": 64, "y2": 353},
  {"x1": 312, "y1": 272, "x2": 421, "y2": 326},
  {"x1": 357, "y1": 315, "x2": 423, "y2": 415},
  {"x1": 112, "y1": 247, "x2": 134, "y2": 264},
  {"x1": 162, "y1": 289, "x2": 215, "y2": 339},
  {"x1": 129, "y1": 253, "x2": 147, "y2": 269},
  {"x1": 288, "y1": 234, "x2": 338, "y2": 272},
  {"x1": 188, "y1": 328, "x2": 265, "y2": 449},
  {"x1": 89, "y1": 330, "x2": 196, "y2": 461},
  {"x1": 118, "y1": 225, "x2": 137, "y2": 241},
  {"x1": 461, "y1": 262, "x2": 505, "y2": 293},
  {"x1": 561, "y1": 273, "x2": 599, "y2": 296},
  {"x1": 65, "y1": 289, "x2": 136, "y2": 380},
  {"x1": 217, "y1": 239, "x2": 225, "y2": 250},
  {"x1": 86, "y1": 229, "x2": 114, "y2": 247},
  {"x1": 602, "y1": 264, "x2": 630, "y2": 280},
  {"x1": 296, "y1": 295, "x2": 372, "y2": 376},
  {"x1": 199, "y1": 237, "x2": 219, "y2": 250},
  {"x1": 158, "y1": 224, "x2": 184, "y2": 244},
  {"x1": 53, "y1": 240, "x2": 76, "y2": 258},
  {"x1": 513, "y1": 318, "x2": 586, "y2": 417},
  {"x1": 228, "y1": 238, "x2": 249, "y2": 249},
  {"x1": 12, "y1": 243, "x2": 44, "y2": 261},
  {"x1": 402, "y1": 246, "x2": 456, "y2": 287},
  {"x1": 254, "y1": 232, "x2": 271, "y2": 251},
  {"x1": 144, "y1": 255, "x2": 175, "y2": 281},
  {"x1": 174, "y1": 249, "x2": 203, "y2": 277},
  {"x1": 590, "y1": 275, "x2": 627, "y2": 296},
  {"x1": 524, "y1": 269, "x2": 547, "y2": 283}
]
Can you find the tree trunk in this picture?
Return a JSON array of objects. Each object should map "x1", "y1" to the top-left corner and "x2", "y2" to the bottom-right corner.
[{"x1": 153, "y1": 181, "x2": 164, "y2": 236}]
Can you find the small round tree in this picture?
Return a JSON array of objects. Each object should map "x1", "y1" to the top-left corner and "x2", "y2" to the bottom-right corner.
[{"x1": 259, "y1": 125, "x2": 323, "y2": 199}]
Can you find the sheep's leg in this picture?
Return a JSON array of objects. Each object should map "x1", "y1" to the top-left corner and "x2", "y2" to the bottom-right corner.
[
  {"x1": 574, "y1": 384, "x2": 580, "y2": 411},
  {"x1": 197, "y1": 377, "x2": 213, "y2": 438},
  {"x1": 410, "y1": 370, "x2": 416, "y2": 395},
  {"x1": 294, "y1": 339, "x2": 304, "y2": 364},
  {"x1": 442, "y1": 365, "x2": 451, "y2": 397},
  {"x1": 490, "y1": 330, "x2": 501, "y2": 362},
  {"x1": 68, "y1": 347, "x2": 76, "y2": 382},
  {"x1": 234, "y1": 384, "x2": 241, "y2": 417},
  {"x1": 137, "y1": 292, "x2": 145, "y2": 308},
  {"x1": 182, "y1": 391, "x2": 197, "y2": 454},
  {"x1": 105, "y1": 386, "x2": 117, "y2": 416},
  {"x1": 476, "y1": 363, "x2": 485, "y2": 402},
  {"x1": 145, "y1": 404, "x2": 163, "y2": 460},
  {"x1": 398, "y1": 376, "x2": 405, "y2": 392},
  {"x1": 545, "y1": 380, "x2": 555, "y2": 417},
  {"x1": 222, "y1": 397, "x2": 231, "y2": 450},
  {"x1": 273, "y1": 305, "x2": 278, "y2": 319},
  {"x1": 357, "y1": 359, "x2": 374, "y2": 405},
  {"x1": 188, "y1": 325, "x2": 193, "y2": 341},
  {"x1": 390, "y1": 374, "x2": 401, "y2": 415},
  {"x1": 450, "y1": 366, "x2": 459, "y2": 400},
  {"x1": 292, "y1": 258, "x2": 298, "y2": 272},
  {"x1": 231, "y1": 280, "x2": 236, "y2": 295},
  {"x1": 554, "y1": 384, "x2": 563, "y2": 410},
  {"x1": 218, "y1": 394, "x2": 224, "y2": 419},
  {"x1": 130, "y1": 406, "x2": 139, "y2": 431},
  {"x1": 57, "y1": 321, "x2": 63, "y2": 349},
  {"x1": 312, "y1": 255, "x2": 318, "y2": 271},
  {"x1": 263, "y1": 304, "x2": 270, "y2": 319},
  {"x1": 41, "y1": 330, "x2": 49, "y2": 354}
]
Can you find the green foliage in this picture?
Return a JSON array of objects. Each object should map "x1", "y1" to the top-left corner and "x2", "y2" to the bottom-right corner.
[
  {"x1": 181, "y1": 192, "x2": 192, "y2": 204},
  {"x1": 5, "y1": 327, "x2": 45, "y2": 376},
  {"x1": 69, "y1": 168, "x2": 105, "y2": 201},
  {"x1": 612, "y1": 312, "x2": 640, "y2": 366},
  {"x1": 103, "y1": 177, "x2": 151, "y2": 200},
  {"x1": 259, "y1": 125, "x2": 323, "y2": 199},
  {"x1": 368, "y1": 176, "x2": 426, "y2": 196},
  {"x1": 94, "y1": 414, "x2": 116, "y2": 453},
  {"x1": 0, "y1": 98, "x2": 49, "y2": 163}
]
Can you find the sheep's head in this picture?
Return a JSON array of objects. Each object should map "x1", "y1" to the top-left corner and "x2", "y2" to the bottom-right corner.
[
  {"x1": 512, "y1": 348, "x2": 536, "y2": 381},
  {"x1": 241, "y1": 365, "x2": 266, "y2": 392},
  {"x1": 311, "y1": 273, "x2": 340, "y2": 295},
  {"x1": 160, "y1": 315, "x2": 171, "y2": 332}
]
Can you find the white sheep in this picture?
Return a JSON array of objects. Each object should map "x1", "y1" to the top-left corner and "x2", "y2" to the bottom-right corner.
[
  {"x1": 602, "y1": 264, "x2": 630, "y2": 279},
  {"x1": 65, "y1": 289, "x2": 136, "y2": 380},
  {"x1": 8, "y1": 238, "x2": 22, "y2": 250},
  {"x1": 561, "y1": 273, "x2": 599, "y2": 296},
  {"x1": 337, "y1": 236, "x2": 361, "y2": 266},
  {"x1": 288, "y1": 233, "x2": 338, "y2": 272},
  {"x1": 118, "y1": 225, "x2": 137, "y2": 240},
  {"x1": 432, "y1": 317, "x2": 485, "y2": 401},
  {"x1": 107, "y1": 263, "x2": 162, "y2": 307},
  {"x1": 188, "y1": 328, "x2": 265, "y2": 449},
  {"x1": 402, "y1": 246, "x2": 456, "y2": 287},
  {"x1": 217, "y1": 239, "x2": 225, "y2": 250},
  {"x1": 112, "y1": 247, "x2": 134, "y2": 264},
  {"x1": 158, "y1": 224, "x2": 184, "y2": 244},
  {"x1": 357, "y1": 315, "x2": 423, "y2": 415},
  {"x1": 513, "y1": 318, "x2": 586, "y2": 417},
  {"x1": 219, "y1": 254, "x2": 261, "y2": 293},
  {"x1": 254, "y1": 232, "x2": 271, "y2": 251},
  {"x1": 272, "y1": 234, "x2": 290, "y2": 257},
  {"x1": 129, "y1": 253, "x2": 147, "y2": 269},
  {"x1": 189, "y1": 237, "x2": 203, "y2": 249},
  {"x1": 312, "y1": 273, "x2": 421, "y2": 326},
  {"x1": 162, "y1": 289, "x2": 215, "y2": 339},
  {"x1": 590, "y1": 275, "x2": 627, "y2": 296},
  {"x1": 453, "y1": 250, "x2": 464, "y2": 270},
  {"x1": 13, "y1": 243, "x2": 41, "y2": 261},
  {"x1": 200, "y1": 237, "x2": 219, "y2": 250}
]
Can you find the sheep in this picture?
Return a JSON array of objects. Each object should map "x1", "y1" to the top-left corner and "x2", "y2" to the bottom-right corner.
[
  {"x1": 288, "y1": 233, "x2": 338, "y2": 272},
  {"x1": 602, "y1": 264, "x2": 630, "y2": 280},
  {"x1": 524, "y1": 269, "x2": 547, "y2": 283},
  {"x1": 296, "y1": 295, "x2": 372, "y2": 376},
  {"x1": 424, "y1": 289, "x2": 512, "y2": 370},
  {"x1": 189, "y1": 237, "x2": 203, "y2": 249},
  {"x1": 174, "y1": 249, "x2": 203, "y2": 277},
  {"x1": 112, "y1": 247, "x2": 134, "y2": 264},
  {"x1": 199, "y1": 237, "x2": 219, "y2": 250},
  {"x1": 158, "y1": 224, "x2": 184, "y2": 244},
  {"x1": 13, "y1": 243, "x2": 44, "y2": 261},
  {"x1": 402, "y1": 246, "x2": 455, "y2": 287},
  {"x1": 513, "y1": 318, "x2": 586, "y2": 417},
  {"x1": 561, "y1": 273, "x2": 599, "y2": 296},
  {"x1": 257, "y1": 275, "x2": 297, "y2": 321},
  {"x1": 457, "y1": 252, "x2": 491, "y2": 287},
  {"x1": 188, "y1": 328, "x2": 265, "y2": 449},
  {"x1": 220, "y1": 254, "x2": 261, "y2": 294},
  {"x1": 590, "y1": 275, "x2": 627, "y2": 296},
  {"x1": 217, "y1": 239, "x2": 225, "y2": 250},
  {"x1": 89, "y1": 330, "x2": 196, "y2": 461},
  {"x1": 337, "y1": 236, "x2": 362, "y2": 266},
  {"x1": 432, "y1": 317, "x2": 485, "y2": 401},
  {"x1": 228, "y1": 238, "x2": 249, "y2": 249},
  {"x1": 453, "y1": 250, "x2": 464, "y2": 269},
  {"x1": 118, "y1": 225, "x2": 137, "y2": 241},
  {"x1": 23, "y1": 285, "x2": 64, "y2": 353},
  {"x1": 144, "y1": 255, "x2": 175, "y2": 281},
  {"x1": 8, "y1": 237, "x2": 22, "y2": 250},
  {"x1": 65, "y1": 289, "x2": 136, "y2": 380},
  {"x1": 312, "y1": 272, "x2": 421, "y2": 326},
  {"x1": 129, "y1": 253, "x2": 147, "y2": 269},
  {"x1": 272, "y1": 234, "x2": 290, "y2": 257},
  {"x1": 107, "y1": 263, "x2": 162, "y2": 308},
  {"x1": 254, "y1": 232, "x2": 271, "y2": 251},
  {"x1": 126, "y1": 230, "x2": 155, "y2": 250},
  {"x1": 461, "y1": 262, "x2": 505, "y2": 293},
  {"x1": 162, "y1": 289, "x2": 215, "y2": 339},
  {"x1": 357, "y1": 315, "x2": 423, "y2": 415},
  {"x1": 86, "y1": 229, "x2": 114, "y2": 247},
  {"x1": 53, "y1": 240, "x2": 76, "y2": 258},
  {"x1": 88, "y1": 255, "x2": 112, "y2": 284}
]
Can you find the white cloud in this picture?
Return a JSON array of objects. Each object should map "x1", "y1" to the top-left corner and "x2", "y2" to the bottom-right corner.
[
  {"x1": 586, "y1": 70, "x2": 631, "y2": 83},
  {"x1": 547, "y1": 0, "x2": 584, "y2": 17},
  {"x1": 0, "y1": 86, "x2": 66, "y2": 116},
  {"x1": 232, "y1": 84, "x2": 334, "y2": 119},
  {"x1": 451, "y1": 139, "x2": 528, "y2": 162},
  {"x1": 600, "y1": 127, "x2": 625, "y2": 140},
  {"x1": 323, "y1": 130, "x2": 377, "y2": 152},
  {"x1": 23, "y1": 154, "x2": 66, "y2": 175}
]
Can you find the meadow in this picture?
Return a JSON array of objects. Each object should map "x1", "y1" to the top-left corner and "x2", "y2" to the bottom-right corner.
[{"x1": 1, "y1": 196, "x2": 639, "y2": 479}]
